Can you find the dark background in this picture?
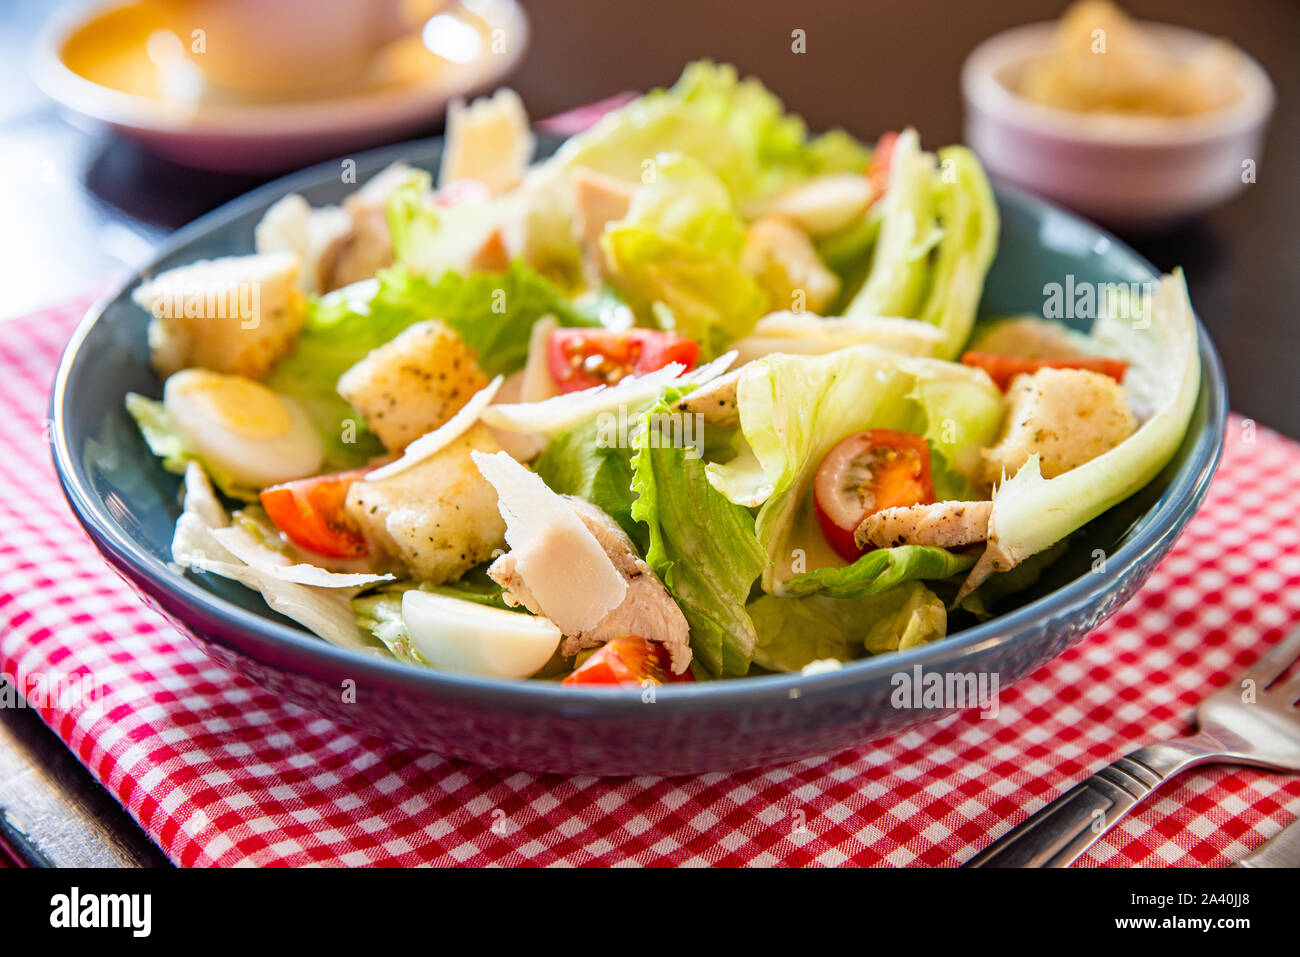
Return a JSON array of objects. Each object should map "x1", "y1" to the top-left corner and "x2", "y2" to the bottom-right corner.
[{"x1": 0, "y1": 0, "x2": 1295, "y2": 865}]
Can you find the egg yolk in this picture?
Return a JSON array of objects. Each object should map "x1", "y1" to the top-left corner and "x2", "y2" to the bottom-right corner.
[{"x1": 170, "y1": 370, "x2": 293, "y2": 438}]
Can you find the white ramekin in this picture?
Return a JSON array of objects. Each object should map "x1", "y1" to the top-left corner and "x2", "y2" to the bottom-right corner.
[{"x1": 961, "y1": 21, "x2": 1275, "y2": 229}]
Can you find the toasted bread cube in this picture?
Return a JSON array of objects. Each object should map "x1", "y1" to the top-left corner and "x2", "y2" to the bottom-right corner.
[
  {"x1": 345, "y1": 425, "x2": 506, "y2": 583},
  {"x1": 320, "y1": 163, "x2": 417, "y2": 291},
  {"x1": 337, "y1": 319, "x2": 489, "y2": 452},
  {"x1": 254, "y1": 194, "x2": 352, "y2": 294},
  {"x1": 741, "y1": 216, "x2": 839, "y2": 315},
  {"x1": 981, "y1": 367, "x2": 1137, "y2": 484},
  {"x1": 133, "y1": 252, "x2": 305, "y2": 379}
]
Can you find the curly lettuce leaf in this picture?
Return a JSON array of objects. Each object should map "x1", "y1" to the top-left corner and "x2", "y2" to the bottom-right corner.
[
  {"x1": 507, "y1": 61, "x2": 872, "y2": 287},
  {"x1": 781, "y1": 545, "x2": 975, "y2": 599},
  {"x1": 630, "y1": 390, "x2": 765, "y2": 676},
  {"x1": 353, "y1": 587, "x2": 422, "y2": 664},
  {"x1": 913, "y1": 146, "x2": 1000, "y2": 357},
  {"x1": 544, "y1": 60, "x2": 870, "y2": 206},
  {"x1": 266, "y1": 262, "x2": 593, "y2": 469},
  {"x1": 533, "y1": 415, "x2": 645, "y2": 554}
]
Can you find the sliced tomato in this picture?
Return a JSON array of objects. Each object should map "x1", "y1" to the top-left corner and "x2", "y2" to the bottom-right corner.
[
  {"x1": 259, "y1": 468, "x2": 371, "y2": 559},
  {"x1": 547, "y1": 328, "x2": 700, "y2": 393},
  {"x1": 867, "y1": 131, "x2": 899, "y2": 196},
  {"x1": 960, "y1": 351, "x2": 1129, "y2": 392},
  {"x1": 562, "y1": 636, "x2": 695, "y2": 686},
  {"x1": 813, "y1": 429, "x2": 934, "y2": 562}
]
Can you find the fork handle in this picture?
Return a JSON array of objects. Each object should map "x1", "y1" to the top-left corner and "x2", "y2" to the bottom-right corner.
[{"x1": 965, "y1": 738, "x2": 1222, "y2": 868}]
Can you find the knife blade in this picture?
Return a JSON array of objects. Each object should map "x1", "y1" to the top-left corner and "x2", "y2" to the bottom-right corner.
[{"x1": 1237, "y1": 816, "x2": 1300, "y2": 868}]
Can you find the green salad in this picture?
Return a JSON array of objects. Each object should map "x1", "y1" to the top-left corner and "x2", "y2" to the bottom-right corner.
[{"x1": 125, "y1": 62, "x2": 1201, "y2": 686}]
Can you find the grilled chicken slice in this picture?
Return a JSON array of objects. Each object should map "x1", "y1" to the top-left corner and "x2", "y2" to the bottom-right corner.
[
  {"x1": 855, "y1": 500, "x2": 993, "y2": 550},
  {"x1": 488, "y1": 496, "x2": 692, "y2": 674},
  {"x1": 675, "y1": 369, "x2": 741, "y2": 426}
]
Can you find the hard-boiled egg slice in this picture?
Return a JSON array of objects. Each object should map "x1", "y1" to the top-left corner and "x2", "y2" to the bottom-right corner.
[
  {"x1": 401, "y1": 591, "x2": 561, "y2": 679},
  {"x1": 163, "y1": 369, "x2": 323, "y2": 489}
]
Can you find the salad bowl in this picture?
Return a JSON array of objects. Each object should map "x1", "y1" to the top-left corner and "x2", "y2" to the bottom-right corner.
[{"x1": 52, "y1": 135, "x2": 1227, "y2": 776}]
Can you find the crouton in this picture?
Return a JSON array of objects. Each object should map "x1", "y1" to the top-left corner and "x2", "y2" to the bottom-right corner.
[
  {"x1": 317, "y1": 163, "x2": 417, "y2": 291},
  {"x1": 344, "y1": 425, "x2": 505, "y2": 583},
  {"x1": 967, "y1": 316, "x2": 1091, "y2": 359},
  {"x1": 337, "y1": 319, "x2": 489, "y2": 452},
  {"x1": 438, "y1": 89, "x2": 534, "y2": 196},
  {"x1": 133, "y1": 252, "x2": 305, "y2": 379},
  {"x1": 740, "y1": 216, "x2": 840, "y2": 314},
  {"x1": 856, "y1": 501, "x2": 993, "y2": 550},
  {"x1": 981, "y1": 367, "x2": 1137, "y2": 485},
  {"x1": 254, "y1": 194, "x2": 351, "y2": 294}
]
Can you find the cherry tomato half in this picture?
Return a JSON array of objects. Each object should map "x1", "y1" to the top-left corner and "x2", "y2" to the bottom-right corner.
[
  {"x1": 547, "y1": 328, "x2": 700, "y2": 393},
  {"x1": 960, "y1": 351, "x2": 1129, "y2": 392},
  {"x1": 562, "y1": 636, "x2": 694, "y2": 686},
  {"x1": 813, "y1": 429, "x2": 935, "y2": 562},
  {"x1": 867, "y1": 131, "x2": 899, "y2": 196},
  {"x1": 260, "y1": 467, "x2": 371, "y2": 559}
]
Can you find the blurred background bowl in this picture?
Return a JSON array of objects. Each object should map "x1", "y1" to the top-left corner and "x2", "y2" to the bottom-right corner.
[
  {"x1": 32, "y1": 0, "x2": 528, "y2": 173},
  {"x1": 962, "y1": 20, "x2": 1275, "y2": 229}
]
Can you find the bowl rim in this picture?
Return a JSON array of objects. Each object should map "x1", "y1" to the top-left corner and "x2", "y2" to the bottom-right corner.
[
  {"x1": 29, "y1": 0, "x2": 529, "y2": 138},
  {"x1": 961, "y1": 19, "x2": 1276, "y2": 147},
  {"x1": 50, "y1": 135, "x2": 1229, "y2": 715}
]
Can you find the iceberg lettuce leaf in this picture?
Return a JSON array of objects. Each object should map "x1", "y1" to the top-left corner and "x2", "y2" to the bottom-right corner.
[
  {"x1": 705, "y1": 346, "x2": 1003, "y2": 595},
  {"x1": 601, "y1": 153, "x2": 769, "y2": 357}
]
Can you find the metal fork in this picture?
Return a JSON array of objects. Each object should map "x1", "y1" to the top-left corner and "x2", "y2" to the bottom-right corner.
[{"x1": 966, "y1": 624, "x2": 1300, "y2": 867}]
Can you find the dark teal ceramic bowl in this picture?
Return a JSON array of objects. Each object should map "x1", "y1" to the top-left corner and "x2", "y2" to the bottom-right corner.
[{"x1": 52, "y1": 137, "x2": 1227, "y2": 775}]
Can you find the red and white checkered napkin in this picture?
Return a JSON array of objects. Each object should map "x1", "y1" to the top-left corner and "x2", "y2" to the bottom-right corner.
[{"x1": 3, "y1": 298, "x2": 1299, "y2": 867}]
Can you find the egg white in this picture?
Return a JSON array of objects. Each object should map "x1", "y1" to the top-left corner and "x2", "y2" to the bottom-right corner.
[
  {"x1": 402, "y1": 591, "x2": 561, "y2": 679},
  {"x1": 163, "y1": 369, "x2": 323, "y2": 489}
]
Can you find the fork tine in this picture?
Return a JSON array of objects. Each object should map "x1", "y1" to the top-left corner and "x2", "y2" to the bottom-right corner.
[
  {"x1": 1280, "y1": 672, "x2": 1300, "y2": 705},
  {"x1": 1249, "y1": 624, "x2": 1300, "y2": 688}
]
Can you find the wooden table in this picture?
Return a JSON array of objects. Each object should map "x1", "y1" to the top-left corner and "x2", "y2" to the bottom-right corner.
[{"x1": 1, "y1": 0, "x2": 1295, "y2": 866}]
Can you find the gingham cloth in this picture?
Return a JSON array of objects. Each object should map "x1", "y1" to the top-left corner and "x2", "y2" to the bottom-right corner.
[{"x1": 3, "y1": 298, "x2": 1299, "y2": 867}]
